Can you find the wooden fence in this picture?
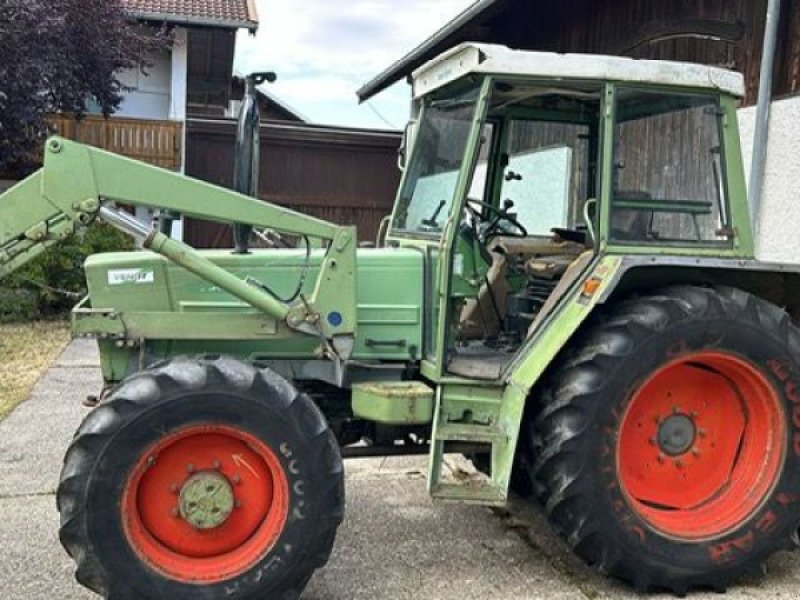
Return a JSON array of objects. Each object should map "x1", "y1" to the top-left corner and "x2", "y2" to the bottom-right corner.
[
  {"x1": 47, "y1": 115, "x2": 183, "y2": 170},
  {"x1": 184, "y1": 118, "x2": 402, "y2": 246}
]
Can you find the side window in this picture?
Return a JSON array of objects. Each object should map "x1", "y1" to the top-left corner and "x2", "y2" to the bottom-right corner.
[
  {"x1": 499, "y1": 120, "x2": 590, "y2": 236},
  {"x1": 612, "y1": 89, "x2": 729, "y2": 244}
]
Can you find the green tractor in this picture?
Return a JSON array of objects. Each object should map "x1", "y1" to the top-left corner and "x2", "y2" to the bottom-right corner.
[{"x1": 3, "y1": 43, "x2": 800, "y2": 597}]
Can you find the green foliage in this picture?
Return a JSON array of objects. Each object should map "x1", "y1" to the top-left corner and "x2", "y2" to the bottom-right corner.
[{"x1": 0, "y1": 223, "x2": 132, "y2": 322}]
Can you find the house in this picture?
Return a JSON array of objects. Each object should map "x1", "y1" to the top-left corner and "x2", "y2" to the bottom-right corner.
[
  {"x1": 358, "y1": 0, "x2": 800, "y2": 262},
  {"x1": 50, "y1": 0, "x2": 260, "y2": 173}
]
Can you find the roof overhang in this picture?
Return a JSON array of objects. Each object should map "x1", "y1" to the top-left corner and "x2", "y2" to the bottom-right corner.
[
  {"x1": 356, "y1": 0, "x2": 501, "y2": 102},
  {"x1": 412, "y1": 43, "x2": 746, "y2": 99},
  {"x1": 129, "y1": 11, "x2": 258, "y2": 32}
]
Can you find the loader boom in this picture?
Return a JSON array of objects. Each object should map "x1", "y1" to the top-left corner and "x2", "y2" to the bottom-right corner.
[{"x1": 0, "y1": 137, "x2": 357, "y2": 346}]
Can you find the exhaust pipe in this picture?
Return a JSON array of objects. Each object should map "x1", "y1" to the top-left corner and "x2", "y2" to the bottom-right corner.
[{"x1": 232, "y1": 71, "x2": 277, "y2": 254}]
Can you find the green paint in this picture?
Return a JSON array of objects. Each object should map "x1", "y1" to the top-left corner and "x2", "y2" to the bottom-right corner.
[
  {"x1": 79, "y1": 247, "x2": 423, "y2": 364},
  {"x1": 179, "y1": 472, "x2": 235, "y2": 530},
  {"x1": 352, "y1": 381, "x2": 434, "y2": 425}
]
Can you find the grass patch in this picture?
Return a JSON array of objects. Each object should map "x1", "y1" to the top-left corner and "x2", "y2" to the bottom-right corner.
[{"x1": 0, "y1": 320, "x2": 71, "y2": 420}]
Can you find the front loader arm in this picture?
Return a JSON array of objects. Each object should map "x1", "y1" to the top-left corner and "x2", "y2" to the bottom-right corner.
[{"x1": 0, "y1": 138, "x2": 357, "y2": 351}]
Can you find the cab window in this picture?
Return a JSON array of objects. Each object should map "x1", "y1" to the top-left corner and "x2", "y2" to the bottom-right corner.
[{"x1": 611, "y1": 88, "x2": 729, "y2": 244}]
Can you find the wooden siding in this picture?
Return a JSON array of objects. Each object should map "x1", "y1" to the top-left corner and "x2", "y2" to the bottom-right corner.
[
  {"x1": 186, "y1": 28, "x2": 236, "y2": 116},
  {"x1": 513, "y1": 0, "x2": 800, "y2": 104},
  {"x1": 47, "y1": 115, "x2": 182, "y2": 169},
  {"x1": 390, "y1": 0, "x2": 800, "y2": 107},
  {"x1": 184, "y1": 119, "x2": 402, "y2": 247}
]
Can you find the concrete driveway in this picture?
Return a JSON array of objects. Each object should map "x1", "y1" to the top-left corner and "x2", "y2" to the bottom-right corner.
[{"x1": 2, "y1": 339, "x2": 800, "y2": 599}]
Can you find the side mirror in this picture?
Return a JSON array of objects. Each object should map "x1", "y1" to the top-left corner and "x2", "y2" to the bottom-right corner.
[{"x1": 398, "y1": 119, "x2": 416, "y2": 172}]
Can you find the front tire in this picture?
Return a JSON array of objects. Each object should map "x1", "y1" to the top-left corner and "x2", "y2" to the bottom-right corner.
[
  {"x1": 57, "y1": 356, "x2": 344, "y2": 599},
  {"x1": 527, "y1": 286, "x2": 800, "y2": 594}
]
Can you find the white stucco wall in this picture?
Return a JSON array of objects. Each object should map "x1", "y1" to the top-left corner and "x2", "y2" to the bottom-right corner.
[
  {"x1": 115, "y1": 52, "x2": 172, "y2": 120},
  {"x1": 110, "y1": 28, "x2": 188, "y2": 126},
  {"x1": 737, "y1": 95, "x2": 800, "y2": 262},
  {"x1": 169, "y1": 28, "x2": 188, "y2": 123},
  {"x1": 123, "y1": 28, "x2": 188, "y2": 239}
]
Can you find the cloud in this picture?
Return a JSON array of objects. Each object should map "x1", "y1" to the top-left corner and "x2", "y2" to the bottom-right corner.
[{"x1": 235, "y1": 0, "x2": 475, "y2": 129}]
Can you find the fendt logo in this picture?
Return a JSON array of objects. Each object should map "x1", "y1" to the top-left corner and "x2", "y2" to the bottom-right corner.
[{"x1": 107, "y1": 269, "x2": 155, "y2": 286}]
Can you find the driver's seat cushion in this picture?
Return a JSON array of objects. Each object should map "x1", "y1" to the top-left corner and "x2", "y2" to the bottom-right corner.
[{"x1": 459, "y1": 239, "x2": 585, "y2": 339}]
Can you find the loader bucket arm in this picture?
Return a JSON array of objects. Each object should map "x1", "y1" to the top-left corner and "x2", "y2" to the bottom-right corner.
[{"x1": 0, "y1": 138, "x2": 357, "y2": 347}]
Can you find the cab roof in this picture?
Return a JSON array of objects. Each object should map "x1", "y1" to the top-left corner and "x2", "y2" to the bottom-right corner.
[{"x1": 412, "y1": 43, "x2": 745, "y2": 100}]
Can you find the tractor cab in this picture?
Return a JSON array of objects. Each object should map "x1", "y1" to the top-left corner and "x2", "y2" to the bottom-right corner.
[{"x1": 388, "y1": 43, "x2": 749, "y2": 382}]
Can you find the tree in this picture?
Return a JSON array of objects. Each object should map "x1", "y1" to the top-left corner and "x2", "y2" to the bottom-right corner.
[{"x1": 0, "y1": 0, "x2": 171, "y2": 174}]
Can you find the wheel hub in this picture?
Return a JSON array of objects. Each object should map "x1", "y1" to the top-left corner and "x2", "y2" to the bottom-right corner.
[
  {"x1": 179, "y1": 471, "x2": 235, "y2": 530},
  {"x1": 657, "y1": 413, "x2": 696, "y2": 456}
]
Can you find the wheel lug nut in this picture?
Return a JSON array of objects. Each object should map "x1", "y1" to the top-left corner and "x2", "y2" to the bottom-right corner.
[
  {"x1": 186, "y1": 463, "x2": 195, "y2": 473},
  {"x1": 171, "y1": 507, "x2": 180, "y2": 518},
  {"x1": 692, "y1": 447, "x2": 701, "y2": 456},
  {"x1": 213, "y1": 460, "x2": 222, "y2": 470},
  {"x1": 235, "y1": 500, "x2": 242, "y2": 509},
  {"x1": 147, "y1": 455, "x2": 156, "y2": 467},
  {"x1": 648, "y1": 437, "x2": 657, "y2": 446},
  {"x1": 698, "y1": 428, "x2": 707, "y2": 438},
  {"x1": 672, "y1": 406, "x2": 681, "y2": 414},
  {"x1": 232, "y1": 475, "x2": 242, "y2": 485},
  {"x1": 657, "y1": 453, "x2": 666, "y2": 464},
  {"x1": 691, "y1": 411, "x2": 699, "y2": 418},
  {"x1": 170, "y1": 483, "x2": 179, "y2": 493},
  {"x1": 675, "y1": 459, "x2": 684, "y2": 469}
]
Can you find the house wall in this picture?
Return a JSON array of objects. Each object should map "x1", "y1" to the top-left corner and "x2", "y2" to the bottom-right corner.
[
  {"x1": 738, "y1": 95, "x2": 800, "y2": 262},
  {"x1": 111, "y1": 27, "x2": 188, "y2": 123},
  {"x1": 115, "y1": 51, "x2": 172, "y2": 119}
]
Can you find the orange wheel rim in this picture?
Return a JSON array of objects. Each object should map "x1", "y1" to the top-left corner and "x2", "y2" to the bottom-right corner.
[
  {"x1": 618, "y1": 352, "x2": 786, "y2": 540},
  {"x1": 122, "y1": 424, "x2": 290, "y2": 582}
]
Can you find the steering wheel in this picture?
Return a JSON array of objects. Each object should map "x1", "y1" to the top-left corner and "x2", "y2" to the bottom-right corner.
[{"x1": 466, "y1": 198, "x2": 528, "y2": 241}]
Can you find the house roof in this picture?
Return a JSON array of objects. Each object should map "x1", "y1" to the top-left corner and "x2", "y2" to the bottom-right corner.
[
  {"x1": 121, "y1": 0, "x2": 259, "y2": 32},
  {"x1": 231, "y1": 73, "x2": 310, "y2": 123}
]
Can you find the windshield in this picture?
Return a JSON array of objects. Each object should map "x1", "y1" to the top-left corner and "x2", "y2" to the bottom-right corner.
[{"x1": 391, "y1": 86, "x2": 480, "y2": 236}]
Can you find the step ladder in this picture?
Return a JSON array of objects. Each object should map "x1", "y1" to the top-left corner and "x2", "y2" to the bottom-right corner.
[{"x1": 428, "y1": 387, "x2": 511, "y2": 506}]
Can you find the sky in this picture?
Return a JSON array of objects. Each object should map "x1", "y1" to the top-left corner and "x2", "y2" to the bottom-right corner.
[{"x1": 234, "y1": 0, "x2": 475, "y2": 130}]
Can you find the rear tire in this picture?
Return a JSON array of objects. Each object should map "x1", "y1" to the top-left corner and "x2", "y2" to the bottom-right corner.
[
  {"x1": 57, "y1": 356, "x2": 344, "y2": 599},
  {"x1": 526, "y1": 286, "x2": 800, "y2": 594}
]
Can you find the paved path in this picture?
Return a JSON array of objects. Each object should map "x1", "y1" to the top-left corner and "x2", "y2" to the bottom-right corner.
[{"x1": 2, "y1": 339, "x2": 800, "y2": 599}]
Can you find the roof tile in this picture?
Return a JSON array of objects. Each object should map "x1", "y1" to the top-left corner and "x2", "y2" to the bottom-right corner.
[{"x1": 121, "y1": 0, "x2": 258, "y2": 30}]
